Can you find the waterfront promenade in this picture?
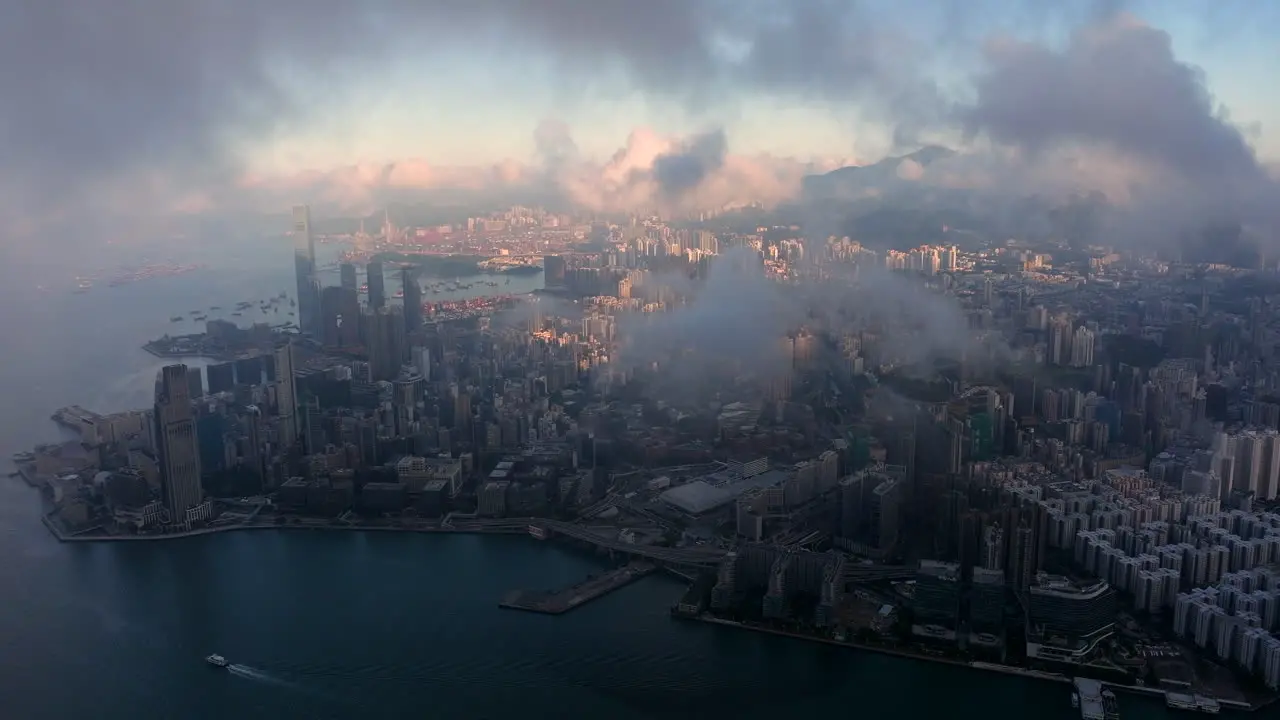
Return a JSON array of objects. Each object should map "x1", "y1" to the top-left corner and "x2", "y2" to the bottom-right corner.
[{"x1": 41, "y1": 514, "x2": 532, "y2": 543}]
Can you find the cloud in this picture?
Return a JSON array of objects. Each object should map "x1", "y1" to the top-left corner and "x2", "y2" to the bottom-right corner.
[
  {"x1": 0, "y1": 0, "x2": 922, "y2": 234},
  {"x1": 958, "y1": 11, "x2": 1279, "y2": 249},
  {"x1": 1, "y1": 1, "x2": 1273, "y2": 256},
  {"x1": 233, "y1": 125, "x2": 851, "y2": 215},
  {"x1": 614, "y1": 246, "x2": 800, "y2": 379},
  {"x1": 964, "y1": 14, "x2": 1261, "y2": 180}
]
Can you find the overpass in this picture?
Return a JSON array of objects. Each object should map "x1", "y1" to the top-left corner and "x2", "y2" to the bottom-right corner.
[
  {"x1": 451, "y1": 517, "x2": 917, "y2": 575},
  {"x1": 535, "y1": 520, "x2": 728, "y2": 567}
]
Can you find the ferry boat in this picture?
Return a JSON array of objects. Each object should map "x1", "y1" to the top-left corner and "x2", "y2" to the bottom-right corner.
[
  {"x1": 11, "y1": 451, "x2": 35, "y2": 464},
  {"x1": 205, "y1": 653, "x2": 228, "y2": 668}
]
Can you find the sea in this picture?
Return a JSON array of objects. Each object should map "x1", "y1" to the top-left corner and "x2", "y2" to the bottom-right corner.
[{"x1": 0, "y1": 229, "x2": 1175, "y2": 719}]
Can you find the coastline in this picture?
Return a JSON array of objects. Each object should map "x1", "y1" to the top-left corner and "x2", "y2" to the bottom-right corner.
[
  {"x1": 681, "y1": 614, "x2": 1272, "y2": 713},
  {"x1": 680, "y1": 614, "x2": 1068, "y2": 683},
  {"x1": 41, "y1": 515, "x2": 529, "y2": 543}
]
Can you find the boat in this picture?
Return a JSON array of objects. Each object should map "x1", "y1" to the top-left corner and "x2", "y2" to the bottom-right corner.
[
  {"x1": 205, "y1": 653, "x2": 228, "y2": 668},
  {"x1": 170, "y1": 316, "x2": 183, "y2": 322},
  {"x1": 11, "y1": 451, "x2": 34, "y2": 464}
]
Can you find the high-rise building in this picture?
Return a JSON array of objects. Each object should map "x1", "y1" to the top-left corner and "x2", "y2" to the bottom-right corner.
[
  {"x1": 339, "y1": 262, "x2": 358, "y2": 293},
  {"x1": 292, "y1": 205, "x2": 321, "y2": 336},
  {"x1": 274, "y1": 342, "x2": 298, "y2": 447},
  {"x1": 154, "y1": 364, "x2": 202, "y2": 521},
  {"x1": 320, "y1": 285, "x2": 360, "y2": 347},
  {"x1": 363, "y1": 306, "x2": 406, "y2": 381},
  {"x1": 543, "y1": 255, "x2": 566, "y2": 287},
  {"x1": 402, "y1": 267, "x2": 423, "y2": 333},
  {"x1": 367, "y1": 260, "x2": 386, "y2": 310},
  {"x1": 1026, "y1": 573, "x2": 1116, "y2": 661}
]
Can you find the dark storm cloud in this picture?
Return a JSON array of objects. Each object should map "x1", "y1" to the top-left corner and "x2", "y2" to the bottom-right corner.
[
  {"x1": 963, "y1": 14, "x2": 1263, "y2": 181},
  {"x1": 652, "y1": 130, "x2": 729, "y2": 201}
]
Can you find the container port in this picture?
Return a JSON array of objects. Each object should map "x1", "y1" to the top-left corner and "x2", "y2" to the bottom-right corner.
[{"x1": 499, "y1": 561, "x2": 656, "y2": 615}]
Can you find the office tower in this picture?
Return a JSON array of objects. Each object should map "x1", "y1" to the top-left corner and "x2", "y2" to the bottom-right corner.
[
  {"x1": 543, "y1": 255, "x2": 566, "y2": 287},
  {"x1": 970, "y1": 567, "x2": 1006, "y2": 632},
  {"x1": 154, "y1": 364, "x2": 202, "y2": 521},
  {"x1": 339, "y1": 262, "x2": 358, "y2": 292},
  {"x1": 292, "y1": 205, "x2": 321, "y2": 336},
  {"x1": 402, "y1": 267, "x2": 423, "y2": 333},
  {"x1": 234, "y1": 356, "x2": 263, "y2": 386},
  {"x1": 367, "y1": 260, "x2": 386, "y2": 310},
  {"x1": 185, "y1": 366, "x2": 203, "y2": 400},
  {"x1": 206, "y1": 362, "x2": 235, "y2": 394},
  {"x1": 274, "y1": 342, "x2": 298, "y2": 447},
  {"x1": 412, "y1": 345, "x2": 432, "y2": 381},
  {"x1": 363, "y1": 306, "x2": 406, "y2": 381},
  {"x1": 1027, "y1": 573, "x2": 1116, "y2": 658},
  {"x1": 321, "y1": 285, "x2": 360, "y2": 347},
  {"x1": 913, "y1": 560, "x2": 962, "y2": 630}
]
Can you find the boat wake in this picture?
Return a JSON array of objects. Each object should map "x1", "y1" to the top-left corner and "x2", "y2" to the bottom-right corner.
[{"x1": 227, "y1": 664, "x2": 302, "y2": 691}]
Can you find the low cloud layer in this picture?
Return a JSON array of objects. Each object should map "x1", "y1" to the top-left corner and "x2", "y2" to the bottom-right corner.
[
  {"x1": 234, "y1": 125, "x2": 850, "y2": 216},
  {"x1": 0, "y1": 3, "x2": 1274, "y2": 252}
]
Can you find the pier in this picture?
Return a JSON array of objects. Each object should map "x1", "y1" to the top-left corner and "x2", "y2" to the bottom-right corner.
[
  {"x1": 1074, "y1": 678, "x2": 1108, "y2": 720},
  {"x1": 499, "y1": 561, "x2": 656, "y2": 615}
]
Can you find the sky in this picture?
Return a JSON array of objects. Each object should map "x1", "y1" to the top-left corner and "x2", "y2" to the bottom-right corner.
[
  {"x1": 251, "y1": 0, "x2": 1280, "y2": 172},
  {"x1": 1, "y1": 0, "x2": 1279, "y2": 237}
]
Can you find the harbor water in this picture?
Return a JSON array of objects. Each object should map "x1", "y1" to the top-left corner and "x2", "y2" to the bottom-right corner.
[{"x1": 0, "y1": 231, "x2": 1177, "y2": 719}]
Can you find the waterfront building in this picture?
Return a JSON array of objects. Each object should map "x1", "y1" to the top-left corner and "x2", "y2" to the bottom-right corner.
[
  {"x1": 340, "y1": 262, "x2": 358, "y2": 292},
  {"x1": 274, "y1": 342, "x2": 298, "y2": 447},
  {"x1": 1026, "y1": 573, "x2": 1116, "y2": 663},
  {"x1": 402, "y1": 267, "x2": 423, "y2": 333},
  {"x1": 367, "y1": 260, "x2": 386, "y2": 310},
  {"x1": 154, "y1": 364, "x2": 202, "y2": 522},
  {"x1": 292, "y1": 205, "x2": 321, "y2": 336},
  {"x1": 912, "y1": 560, "x2": 961, "y2": 637}
]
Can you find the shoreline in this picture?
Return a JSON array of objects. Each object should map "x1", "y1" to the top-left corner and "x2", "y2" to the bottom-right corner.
[
  {"x1": 681, "y1": 613, "x2": 1061, "y2": 680},
  {"x1": 41, "y1": 515, "x2": 530, "y2": 543},
  {"x1": 681, "y1": 614, "x2": 1272, "y2": 713}
]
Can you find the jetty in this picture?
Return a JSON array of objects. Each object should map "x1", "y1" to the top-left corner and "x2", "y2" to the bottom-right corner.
[{"x1": 499, "y1": 561, "x2": 655, "y2": 615}]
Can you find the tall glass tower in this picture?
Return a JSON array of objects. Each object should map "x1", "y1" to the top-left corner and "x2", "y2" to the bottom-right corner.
[{"x1": 292, "y1": 205, "x2": 320, "y2": 336}]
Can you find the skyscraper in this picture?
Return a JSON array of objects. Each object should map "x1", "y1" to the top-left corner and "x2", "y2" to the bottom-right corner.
[
  {"x1": 275, "y1": 341, "x2": 298, "y2": 447},
  {"x1": 339, "y1": 262, "x2": 358, "y2": 293},
  {"x1": 154, "y1": 364, "x2": 202, "y2": 521},
  {"x1": 292, "y1": 205, "x2": 321, "y2": 336},
  {"x1": 367, "y1": 260, "x2": 386, "y2": 310},
  {"x1": 544, "y1": 255, "x2": 566, "y2": 287},
  {"x1": 402, "y1": 266, "x2": 423, "y2": 333}
]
